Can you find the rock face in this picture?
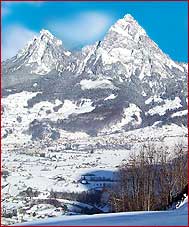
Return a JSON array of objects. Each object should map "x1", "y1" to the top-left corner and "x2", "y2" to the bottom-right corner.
[{"x1": 2, "y1": 14, "x2": 188, "y2": 142}]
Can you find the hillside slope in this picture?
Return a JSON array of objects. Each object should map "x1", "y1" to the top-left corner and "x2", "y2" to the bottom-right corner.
[{"x1": 15, "y1": 198, "x2": 188, "y2": 226}]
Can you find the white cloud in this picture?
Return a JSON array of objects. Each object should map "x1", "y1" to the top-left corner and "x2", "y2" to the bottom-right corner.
[
  {"x1": 48, "y1": 12, "x2": 112, "y2": 48},
  {"x1": 2, "y1": 11, "x2": 112, "y2": 60},
  {"x1": 2, "y1": 1, "x2": 43, "y2": 18},
  {"x1": 2, "y1": 25, "x2": 38, "y2": 60}
]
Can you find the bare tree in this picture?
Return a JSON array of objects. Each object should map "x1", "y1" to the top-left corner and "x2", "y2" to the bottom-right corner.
[{"x1": 110, "y1": 142, "x2": 188, "y2": 212}]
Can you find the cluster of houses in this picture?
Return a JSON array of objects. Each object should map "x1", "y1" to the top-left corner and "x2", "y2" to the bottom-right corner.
[{"x1": 79, "y1": 172, "x2": 118, "y2": 189}]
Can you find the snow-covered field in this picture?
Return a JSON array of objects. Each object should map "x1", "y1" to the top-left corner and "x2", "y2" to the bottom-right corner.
[
  {"x1": 147, "y1": 97, "x2": 182, "y2": 116},
  {"x1": 80, "y1": 79, "x2": 115, "y2": 90},
  {"x1": 2, "y1": 149, "x2": 124, "y2": 196},
  {"x1": 15, "y1": 197, "x2": 188, "y2": 226}
]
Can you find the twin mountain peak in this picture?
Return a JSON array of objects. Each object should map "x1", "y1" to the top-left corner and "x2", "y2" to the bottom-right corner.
[
  {"x1": 14, "y1": 13, "x2": 158, "y2": 63},
  {"x1": 3, "y1": 14, "x2": 187, "y2": 79},
  {"x1": 25, "y1": 13, "x2": 142, "y2": 51}
]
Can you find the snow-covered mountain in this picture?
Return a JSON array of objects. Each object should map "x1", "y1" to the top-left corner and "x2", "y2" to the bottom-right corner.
[
  {"x1": 79, "y1": 14, "x2": 186, "y2": 78},
  {"x1": 3, "y1": 29, "x2": 70, "y2": 86},
  {"x1": 2, "y1": 14, "x2": 188, "y2": 143}
]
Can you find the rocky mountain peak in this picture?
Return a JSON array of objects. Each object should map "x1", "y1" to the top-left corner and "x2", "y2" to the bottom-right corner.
[
  {"x1": 38, "y1": 29, "x2": 62, "y2": 46},
  {"x1": 40, "y1": 29, "x2": 54, "y2": 39},
  {"x1": 11, "y1": 29, "x2": 65, "y2": 75},
  {"x1": 107, "y1": 14, "x2": 146, "y2": 41},
  {"x1": 123, "y1": 13, "x2": 135, "y2": 21},
  {"x1": 17, "y1": 29, "x2": 63, "y2": 58}
]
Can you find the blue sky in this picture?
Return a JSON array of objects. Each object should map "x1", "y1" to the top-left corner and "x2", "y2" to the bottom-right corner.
[{"x1": 2, "y1": 1, "x2": 188, "y2": 62}]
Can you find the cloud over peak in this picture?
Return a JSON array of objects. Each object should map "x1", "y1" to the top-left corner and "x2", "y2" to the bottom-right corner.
[
  {"x1": 48, "y1": 11, "x2": 113, "y2": 49},
  {"x1": 2, "y1": 25, "x2": 37, "y2": 60}
]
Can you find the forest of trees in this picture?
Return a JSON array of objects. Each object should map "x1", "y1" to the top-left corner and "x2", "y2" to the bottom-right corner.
[{"x1": 109, "y1": 143, "x2": 188, "y2": 212}]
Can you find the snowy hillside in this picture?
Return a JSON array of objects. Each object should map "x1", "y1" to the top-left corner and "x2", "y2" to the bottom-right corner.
[{"x1": 15, "y1": 198, "x2": 188, "y2": 226}]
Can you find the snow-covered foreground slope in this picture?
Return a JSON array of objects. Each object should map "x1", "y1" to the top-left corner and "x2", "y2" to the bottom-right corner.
[{"x1": 15, "y1": 202, "x2": 188, "y2": 226}]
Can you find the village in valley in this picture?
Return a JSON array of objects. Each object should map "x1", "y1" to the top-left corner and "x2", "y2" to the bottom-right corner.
[{"x1": 2, "y1": 123, "x2": 187, "y2": 225}]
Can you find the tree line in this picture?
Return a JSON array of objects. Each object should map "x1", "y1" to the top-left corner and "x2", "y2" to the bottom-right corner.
[{"x1": 109, "y1": 143, "x2": 188, "y2": 212}]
